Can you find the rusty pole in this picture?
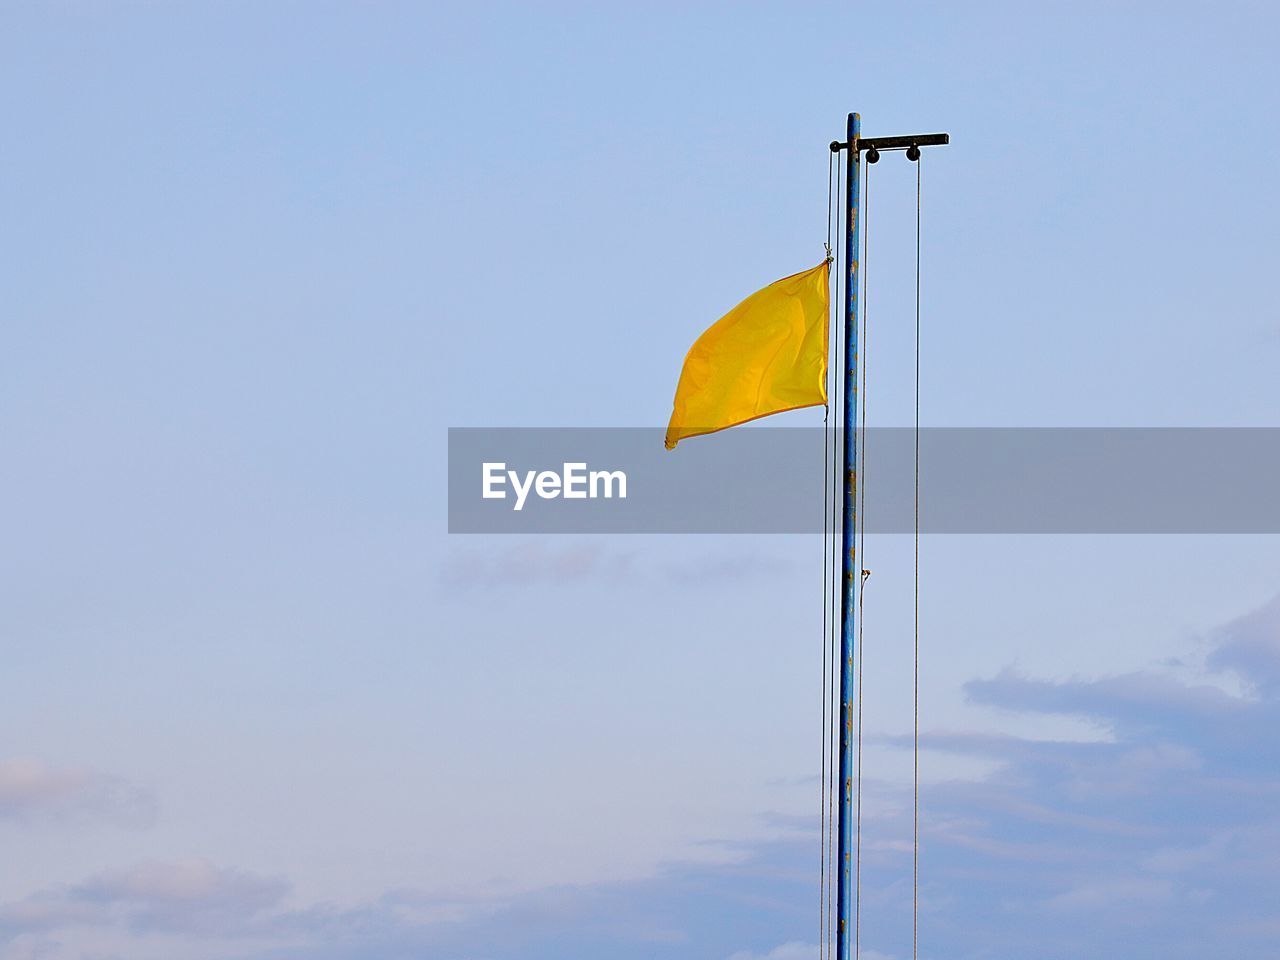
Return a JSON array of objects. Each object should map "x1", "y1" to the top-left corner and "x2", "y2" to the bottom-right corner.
[{"x1": 835, "y1": 109, "x2": 861, "y2": 960}]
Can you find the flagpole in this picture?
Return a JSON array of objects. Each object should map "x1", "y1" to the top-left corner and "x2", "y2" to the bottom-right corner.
[{"x1": 836, "y1": 110, "x2": 861, "y2": 960}]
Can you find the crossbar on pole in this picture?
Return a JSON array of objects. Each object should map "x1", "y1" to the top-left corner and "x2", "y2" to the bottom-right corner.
[{"x1": 830, "y1": 132, "x2": 950, "y2": 154}]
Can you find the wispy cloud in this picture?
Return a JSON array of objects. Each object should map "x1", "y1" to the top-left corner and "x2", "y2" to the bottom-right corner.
[
  {"x1": 885, "y1": 590, "x2": 1280, "y2": 956},
  {"x1": 659, "y1": 554, "x2": 789, "y2": 587},
  {"x1": 440, "y1": 541, "x2": 633, "y2": 588},
  {"x1": 0, "y1": 761, "x2": 155, "y2": 828},
  {"x1": 1207, "y1": 591, "x2": 1280, "y2": 697},
  {"x1": 0, "y1": 860, "x2": 288, "y2": 940},
  {"x1": 727, "y1": 943, "x2": 895, "y2": 960},
  {"x1": 440, "y1": 541, "x2": 788, "y2": 589},
  {"x1": 726, "y1": 942, "x2": 815, "y2": 960},
  {"x1": 5, "y1": 593, "x2": 1280, "y2": 960}
]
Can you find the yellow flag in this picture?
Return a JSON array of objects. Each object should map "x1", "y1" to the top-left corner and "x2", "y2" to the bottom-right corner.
[{"x1": 665, "y1": 261, "x2": 829, "y2": 449}]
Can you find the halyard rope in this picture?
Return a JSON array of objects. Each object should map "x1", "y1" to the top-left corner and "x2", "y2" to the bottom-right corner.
[
  {"x1": 912, "y1": 151, "x2": 922, "y2": 960},
  {"x1": 818, "y1": 145, "x2": 835, "y2": 960},
  {"x1": 854, "y1": 155, "x2": 871, "y2": 960}
]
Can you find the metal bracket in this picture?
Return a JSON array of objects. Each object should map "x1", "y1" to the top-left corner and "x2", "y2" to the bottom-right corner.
[{"x1": 829, "y1": 133, "x2": 950, "y2": 154}]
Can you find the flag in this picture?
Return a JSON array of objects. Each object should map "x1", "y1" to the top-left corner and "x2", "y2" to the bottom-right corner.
[{"x1": 664, "y1": 261, "x2": 830, "y2": 449}]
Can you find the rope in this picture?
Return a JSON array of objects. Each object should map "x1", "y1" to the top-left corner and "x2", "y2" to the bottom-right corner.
[
  {"x1": 825, "y1": 145, "x2": 845, "y2": 960},
  {"x1": 853, "y1": 153, "x2": 870, "y2": 960},
  {"x1": 826, "y1": 149, "x2": 835, "y2": 263},
  {"x1": 912, "y1": 151, "x2": 922, "y2": 960},
  {"x1": 818, "y1": 146, "x2": 835, "y2": 960}
]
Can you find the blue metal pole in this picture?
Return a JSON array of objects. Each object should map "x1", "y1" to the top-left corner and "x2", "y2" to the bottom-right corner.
[{"x1": 836, "y1": 111, "x2": 861, "y2": 960}]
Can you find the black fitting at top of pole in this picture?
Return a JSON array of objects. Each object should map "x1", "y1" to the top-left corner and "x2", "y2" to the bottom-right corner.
[{"x1": 830, "y1": 132, "x2": 949, "y2": 153}]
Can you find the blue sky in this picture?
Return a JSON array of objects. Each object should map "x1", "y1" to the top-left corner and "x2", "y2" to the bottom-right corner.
[{"x1": 2, "y1": 2, "x2": 1280, "y2": 958}]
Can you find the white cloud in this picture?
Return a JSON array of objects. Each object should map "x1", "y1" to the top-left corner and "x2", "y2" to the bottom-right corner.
[
  {"x1": 441, "y1": 541, "x2": 633, "y2": 587},
  {"x1": 0, "y1": 859, "x2": 288, "y2": 940},
  {"x1": 0, "y1": 934, "x2": 60, "y2": 960},
  {"x1": 727, "y1": 945, "x2": 895, "y2": 960},
  {"x1": 727, "y1": 942, "x2": 815, "y2": 960},
  {"x1": 1045, "y1": 876, "x2": 1176, "y2": 912},
  {"x1": 7, "y1": 595, "x2": 1280, "y2": 960},
  {"x1": 0, "y1": 761, "x2": 155, "y2": 827}
]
